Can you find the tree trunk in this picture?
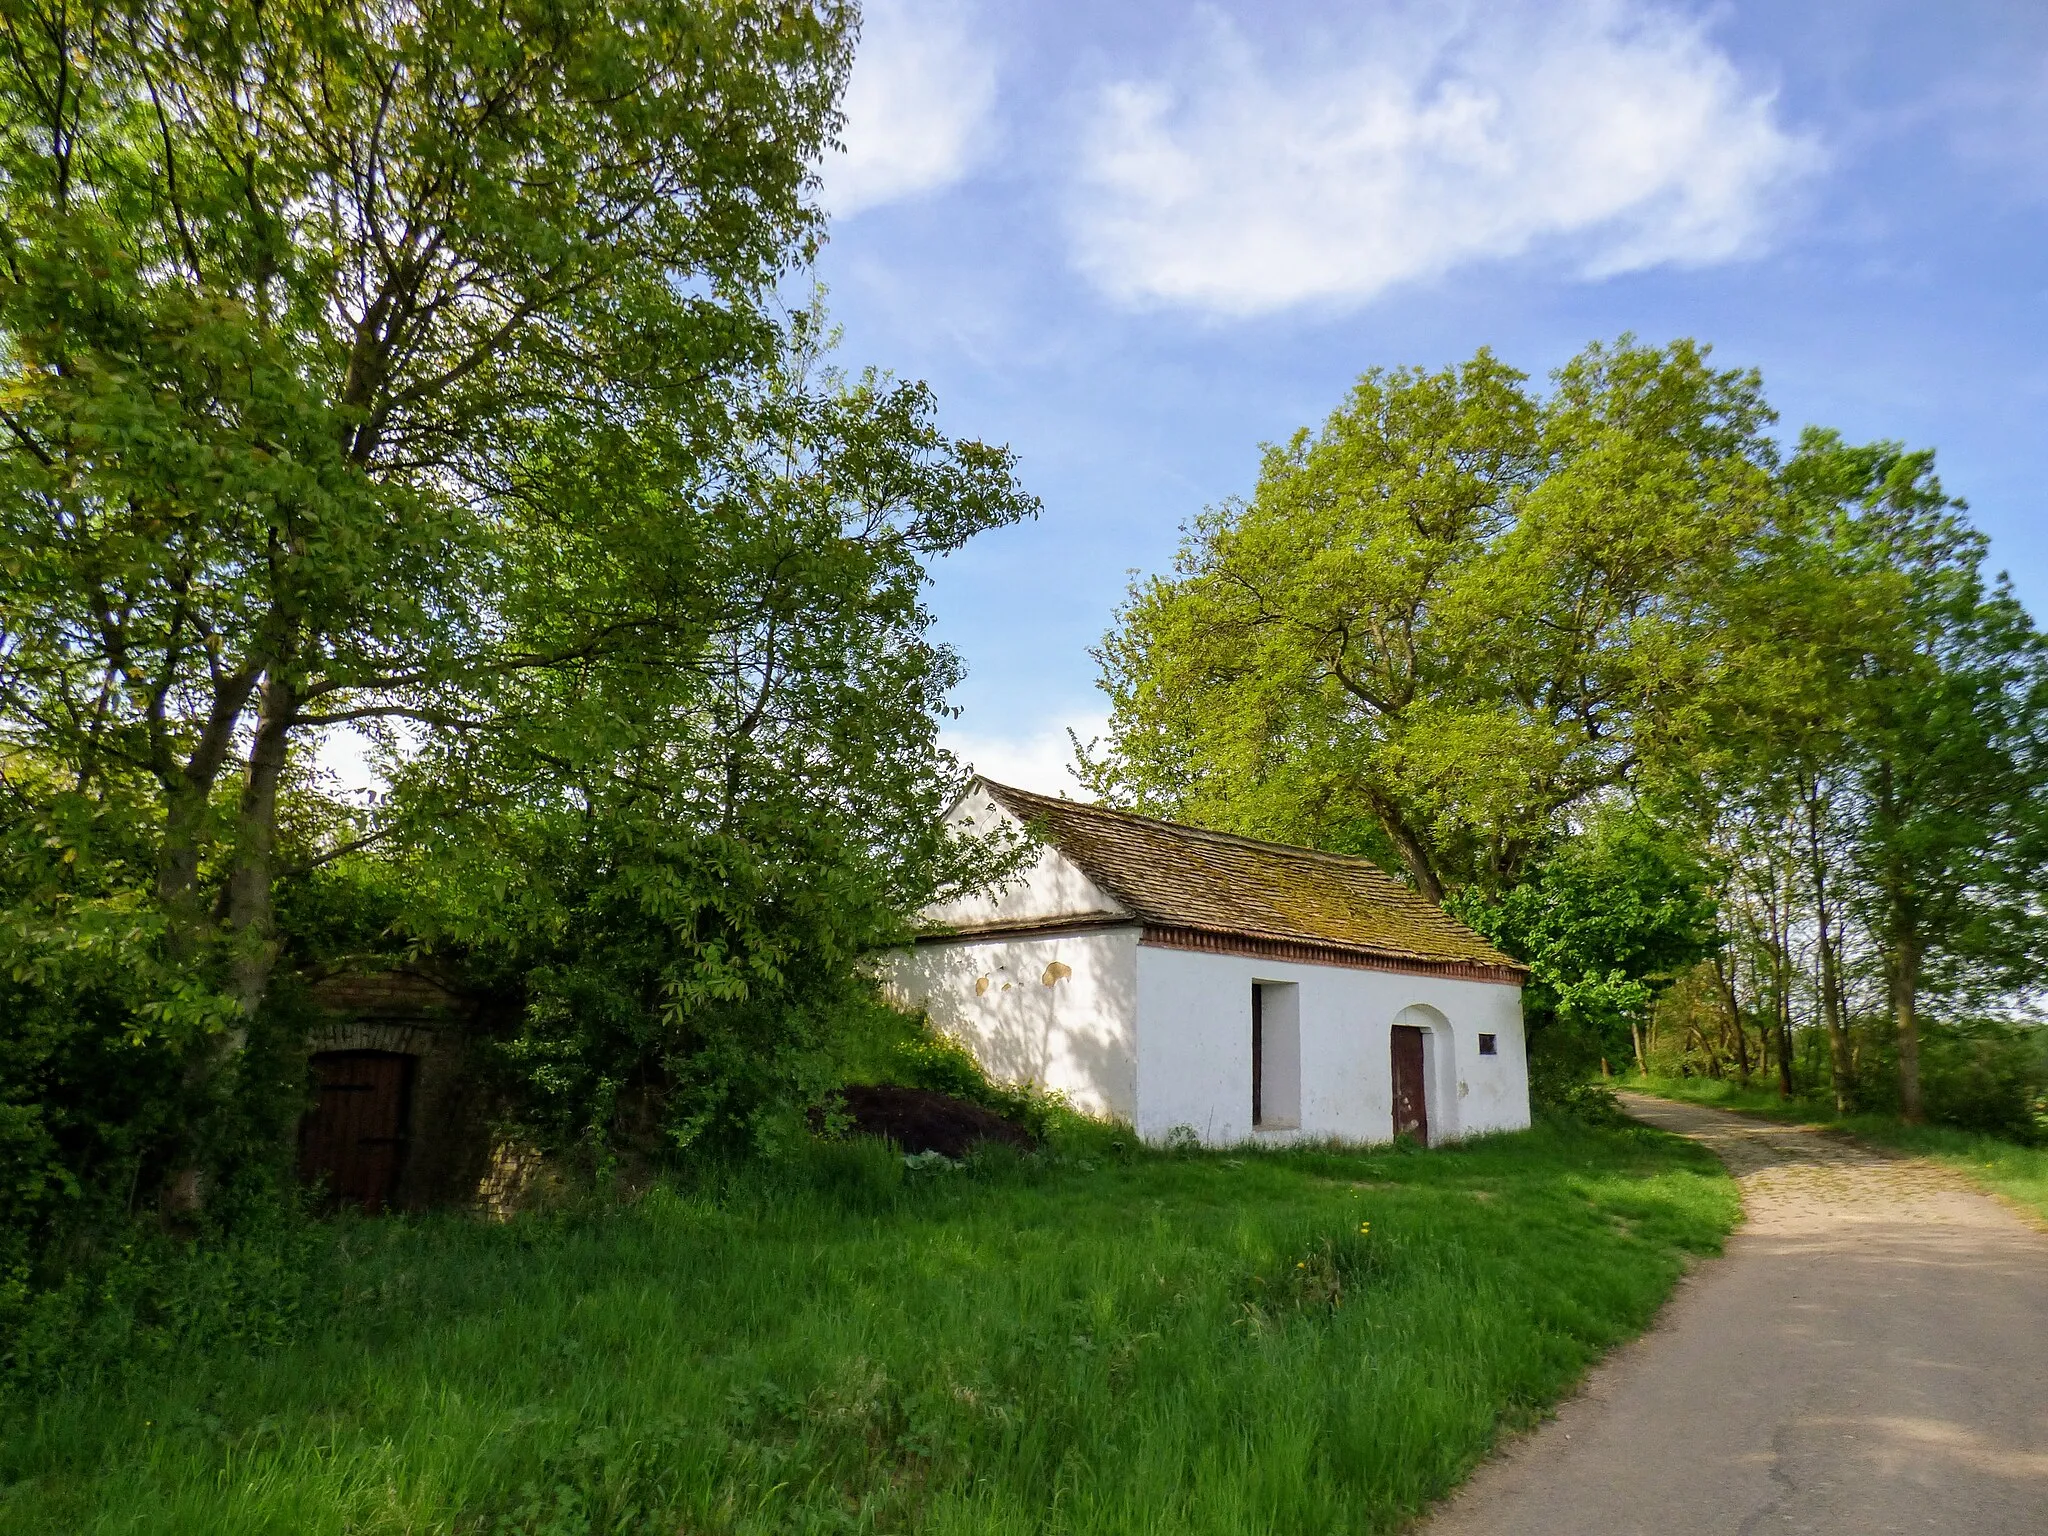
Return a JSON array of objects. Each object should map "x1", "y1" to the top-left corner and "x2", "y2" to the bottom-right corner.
[
  {"x1": 1893, "y1": 931, "x2": 1924, "y2": 1124},
  {"x1": 1363, "y1": 786, "x2": 1445, "y2": 904},
  {"x1": 1818, "y1": 925, "x2": 1852, "y2": 1112},
  {"x1": 156, "y1": 775, "x2": 214, "y2": 951},
  {"x1": 1802, "y1": 790, "x2": 1854, "y2": 1113},
  {"x1": 158, "y1": 674, "x2": 280, "y2": 1216},
  {"x1": 1712, "y1": 949, "x2": 1750, "y2": 1085},
  {"x1": 1771, "y1": 923, "x2": 1794, "y2": 1099},
  {"x1": 1630, "y1": 1019, "x2": 1646, "y2": 1077},
  {"x1": 225, "y1": 674, "x2": 296, "y2": 1027},
  {"x1": 153, "y1": 670, "x2": 263, "y2": 951},
  {"x1": 1763, "y1": 874, "x2": 1794, "y2": 1099},
  {"x1": 1776, "y1": 997, "x2": 1795, "y2": 1100}
]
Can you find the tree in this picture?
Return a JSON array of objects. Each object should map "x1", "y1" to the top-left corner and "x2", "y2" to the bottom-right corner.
[
  {"x1": 1452, "y1": 809, "x2": 1719, "y2": 1102},
  {"x1": 1085, "y1": 336, "x2": 2048, "y2": 1125},
  {"x1": 0, "y1": 1, "x2": 1041, "y2": 1225},
  {"x1": 1671, "y1": 431, "x2": 2048, "y2": 1120},
  {"x1": 1792, "y1": 436, "x2": 2048, "y2": 1123},
  {"x1": 0, "y1": 0, "x2": 851, "y2": 1025},
  {"x1": 381, "y1": 343, "x2": 1036, "y2": 1153},
  {"x1": 1081, "y1": 338, "x2": 1778, "y2": 900}
]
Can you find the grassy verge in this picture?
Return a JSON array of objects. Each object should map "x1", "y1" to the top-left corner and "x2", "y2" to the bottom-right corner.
[
  {"x1": 1628, "y1": 1074, "x2": 2048, "y2": 1225},
  {"x1": 0, "y1": 1118, "x2": 1735, "y2": 1536}
]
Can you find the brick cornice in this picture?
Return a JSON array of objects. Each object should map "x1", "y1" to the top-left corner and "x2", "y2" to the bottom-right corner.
[{"x1": 1138, "y1": 925, "x2": 1526, "y2": 986}]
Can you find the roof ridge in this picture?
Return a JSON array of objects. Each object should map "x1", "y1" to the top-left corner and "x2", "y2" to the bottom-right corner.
[{"x1": 976, "y1": 779, "x2": 1422, "y2": 886}]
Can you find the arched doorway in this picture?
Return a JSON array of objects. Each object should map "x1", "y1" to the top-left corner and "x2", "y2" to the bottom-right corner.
[
  {"x1": 1390, "y1": 1004, "x2": 1451, "y2": 1146},
  {"x1": 298, "y1": 1050, "x2": 417, "y2": 1212}
]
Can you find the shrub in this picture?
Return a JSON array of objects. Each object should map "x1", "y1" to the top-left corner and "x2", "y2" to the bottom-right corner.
[
  {"x1": 0, "y1": 1179, "x2": 324, "y2": 1400},
  {"x1": 1920, "y1": 1021, "x2": 2045, "y2": 1143},
  {"x1": 867, "y1": 1013, "x2": 1082, "y2": 1141}
]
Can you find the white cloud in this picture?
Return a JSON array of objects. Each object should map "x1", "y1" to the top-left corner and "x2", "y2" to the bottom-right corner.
[
  {"x1": 944, "y1": 711, "x2": 1106, "y2": 800},
  {"x1": 823, "y1": 0, "x2": 998, "y2": 217},
  {"x1": 1069, "y1": 0, "x2": 1822, "y2": 314}
]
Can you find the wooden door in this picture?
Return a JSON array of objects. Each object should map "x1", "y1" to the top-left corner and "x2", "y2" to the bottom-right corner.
[
  {"x1": 1390, "y1": 1025, "x2": 1429, "y2": 1146},
  {"x1": 299, "y1": 1051, "x2": 415, "y2": 1212}
]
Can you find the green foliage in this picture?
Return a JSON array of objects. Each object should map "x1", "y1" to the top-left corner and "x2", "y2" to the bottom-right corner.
[
  {"x1": 0, "y1": 0, "x2": 857, "y2": 1003},
  {"x1": 0, "y1": 0, "x2": 1033, "y2": 1291},
  {"x1": 0, "y1": 759, "x2": 319, "y2": 1314},
  {"x1": 1453, "y1": 810, "x2": 1719, "y2": 1102},
  {"x1": 1083, "y1": 337, "x2": 1776, "y2": 899},
  {"x1": 880, "y1": 1023, "x2": 997, "y2": 1103},
  {"x1": 472, "y1": 812, "x2": 918, "y2": 1161},
  {"x1": 369, "y1": 346, "x2": 1038, "y2": 1159},
  {"x1": 1695, "y1": 428, "x2": 2048, "y2": 1116},
  {"x1": 1089, "y1": 341, "x2": 2048, "y2": 1133},
  {"x1": 0, "y1": 1122, "x2": 1736, "y2": 1533},
  {"x1": 0, "y1": 0, "x2": 864, "y2": 1173},
  {"x1": 847, "y1": 1009, "x2": 1095, "y2": 1146},
  {"x1": 1917, "y1": 1021, "x2": 2047, "y2": 1142},
  {"x1": 0, "y1": 1180, "x2": 324, "y2": 1399}
]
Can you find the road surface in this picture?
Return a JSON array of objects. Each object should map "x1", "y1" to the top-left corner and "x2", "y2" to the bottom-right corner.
[{"x1": 1418, "y1": 1092, "x2": 2048, "y2": 1535}]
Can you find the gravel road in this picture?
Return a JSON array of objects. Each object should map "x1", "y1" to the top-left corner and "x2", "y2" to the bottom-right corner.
[{"x1": 1417, "y1": 1092, "x2": 2048, "y2": 1535}]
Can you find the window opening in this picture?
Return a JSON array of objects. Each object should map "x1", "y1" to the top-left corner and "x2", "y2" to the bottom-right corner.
[
  {"x1": 1478, "y1": 1033, "x2": 1498, "y2": 1056},
  {"x1": 1251, "y1": 981, "x2": 1301, "y2": 1130}
]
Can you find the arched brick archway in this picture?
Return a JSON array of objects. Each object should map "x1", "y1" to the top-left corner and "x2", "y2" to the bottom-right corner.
[{"x1": 299, "y1": 969, "x2": 491, "y2": 1211}]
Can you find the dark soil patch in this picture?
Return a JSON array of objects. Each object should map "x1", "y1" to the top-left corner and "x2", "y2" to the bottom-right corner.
[{"x1": 834, "y1": 1085, "x2": 1036, "y2": 1159}]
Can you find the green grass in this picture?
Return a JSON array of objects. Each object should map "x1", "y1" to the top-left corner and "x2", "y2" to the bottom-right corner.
[
  {"x1": 0, "y1": 1118, "x2": 1736, "y2": 1536},
  {"x1": 1629, "y1": 1074, "x2": 2048, "y2": 1225}
]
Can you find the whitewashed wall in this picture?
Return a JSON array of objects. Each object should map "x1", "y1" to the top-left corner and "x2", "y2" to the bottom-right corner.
[
  {"x1": 883, "y1": 931, "x2": 1528, "y2": 1147},
  {"x1": 1132, "y1": 946, "x2": 1529, "y2": 1145},
  {"x1": 882, "y1": 928, "x2": 1139, "y2": 1121},
  {"x1": 920, "y1": 789, "x2": 1129, "y2": 931},
  {"x1": 886, "y1": 784, "x2": 1527, "y2": 1146}
]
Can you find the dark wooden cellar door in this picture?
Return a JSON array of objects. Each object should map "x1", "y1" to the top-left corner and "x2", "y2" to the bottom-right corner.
[
  {"x1": 299, "y1": 1050, "x2": 415, "y2": 1213},
  {"x1": 1390, "y1": 1025, "x2": 1429, "y2": 1147}
]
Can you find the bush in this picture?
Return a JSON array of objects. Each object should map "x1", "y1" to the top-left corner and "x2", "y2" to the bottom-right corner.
[
  {"x1": 0, "y1": 967, "x2": 320, "y2": 1396},
  {"x1": 866, "y1": 1014, "x2": 1082, "y2": 1142},
  {"x1": 1522, "y1": 1016, "x2": 1612, "y2": 1115},
  {"x1": 1920, "y1": 1021, "x2": 2046, "y2": 1143},
  {"x1": 1545, "y1": 1079, "x2": 1628, "y2": 1127},
  {"x1": 1, "y1": 1182, "x2": 324, "y2": 1400}
]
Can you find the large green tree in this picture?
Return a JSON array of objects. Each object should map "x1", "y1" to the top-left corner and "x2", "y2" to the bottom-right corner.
[
  {"x1": 1453, "y1": 808, "x2": 1718, "y2": 1100},
  {"x1": 1082, "y1": 338, "x2": 1778, "y2": 900},
  {"x1": 0, "y1": 1, "x2": 1039, "y2": 1238},
  {"x1": 1689, "y1": 432, "x2": 2048, "y2": 1120},
  {"x1": 0, "y1": 0, "x2": 849, "y2": 1020},
  {"x1": 381, "y1": 340, "x2": 1036, "y2": 1153},
  {"x1": 1788, "y1": 435, "x2": 2048, "y2": 1122}
]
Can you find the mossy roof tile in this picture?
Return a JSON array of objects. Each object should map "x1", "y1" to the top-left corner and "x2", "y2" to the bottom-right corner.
[{"x1": 975, "y1": 779, "x2": 1522, "y2": 974}]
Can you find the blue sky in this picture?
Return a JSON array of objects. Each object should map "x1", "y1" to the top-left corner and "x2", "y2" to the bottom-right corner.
[{"x1": 807, "y1": 0, "x2": 2048, "y2": 795}]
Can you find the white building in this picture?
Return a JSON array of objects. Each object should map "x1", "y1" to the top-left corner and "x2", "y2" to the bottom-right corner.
[{"x1": 882, "y1": 779, "x2": 1531, "y2": 1147}]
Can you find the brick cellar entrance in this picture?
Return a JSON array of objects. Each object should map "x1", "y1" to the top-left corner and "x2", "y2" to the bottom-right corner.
[{"x1": 297, "y1": 1049, "x2": 417, "y2": 1213}]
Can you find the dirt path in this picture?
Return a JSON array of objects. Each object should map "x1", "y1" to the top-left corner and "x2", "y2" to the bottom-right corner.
[{"x1": 1419, "y1": 1093, "x2": 2048, "y2": 1535}]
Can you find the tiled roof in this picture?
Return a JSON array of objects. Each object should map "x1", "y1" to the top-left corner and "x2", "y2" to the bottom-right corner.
[{"x1": 975, "y1": 779, "x2": 1524, "y2": 975}]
